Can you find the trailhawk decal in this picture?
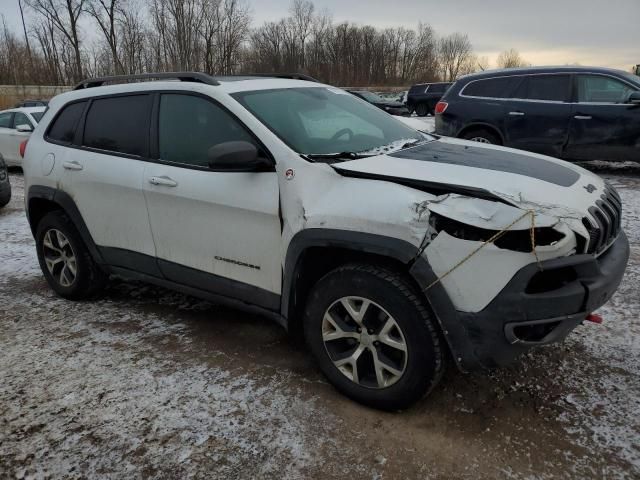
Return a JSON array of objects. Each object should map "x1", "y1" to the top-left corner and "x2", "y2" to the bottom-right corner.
[{"x1": 215, "y1": 256, "x2": 261, "y2": 270}]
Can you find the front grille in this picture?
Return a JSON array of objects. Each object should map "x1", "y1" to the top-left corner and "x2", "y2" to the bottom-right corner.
[{"x1": 582, "y1": 184, "x2": 622, "y2": 254}]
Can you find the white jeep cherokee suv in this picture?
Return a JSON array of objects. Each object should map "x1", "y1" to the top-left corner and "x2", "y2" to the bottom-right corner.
[{"x1": 22, "y1": 72, "x2": 629, "y2": 410}]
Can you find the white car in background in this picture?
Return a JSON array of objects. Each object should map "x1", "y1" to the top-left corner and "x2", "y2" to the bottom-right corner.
[{"x1": 0, "y1": 107, "x2": 47, "y2": 167}]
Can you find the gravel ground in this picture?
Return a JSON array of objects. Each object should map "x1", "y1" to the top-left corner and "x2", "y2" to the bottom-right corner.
[{"x1": 1, "y1": 168, "x2": 639, "y2": 479}]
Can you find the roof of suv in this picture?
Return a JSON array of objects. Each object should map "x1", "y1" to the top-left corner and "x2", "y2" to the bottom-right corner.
[
  {"x1": 459, "y1": 65, "x2": 633, "y2": 82},
  {"x1": 47, "y1": 73, "x2": 327, "y2": 111}
]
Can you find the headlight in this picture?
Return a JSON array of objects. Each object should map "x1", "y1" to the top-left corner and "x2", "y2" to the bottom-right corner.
[{"x1": 429, "y1": 212, "x2": 565, "y2": 252}]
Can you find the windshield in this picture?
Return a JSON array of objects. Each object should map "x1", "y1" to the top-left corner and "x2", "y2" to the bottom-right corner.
[
  {"x1": 31, "y1": 112, "x2": 44, "y2": 123},
  {"x1": 233, "y1": 87, "x2": 424, "y2": 156}
]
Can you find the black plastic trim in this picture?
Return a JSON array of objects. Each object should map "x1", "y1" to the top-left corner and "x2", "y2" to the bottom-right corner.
[
  {"x1": 282, "y1": 229, "x2": 420, "y2": 320},
  {"x1": 157, "y1": 258, "x2": 280, "y2": 311},
  {"x1": 27, "y1": 186, "x2": 105, "y2": 265}
]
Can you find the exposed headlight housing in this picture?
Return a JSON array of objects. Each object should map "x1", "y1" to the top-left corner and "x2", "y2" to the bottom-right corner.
[{"x1": 429, "y1": 212, "x2": 565, "y2": 252}]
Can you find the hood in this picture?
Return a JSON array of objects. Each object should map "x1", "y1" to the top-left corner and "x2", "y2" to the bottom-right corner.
[{"x1": 334, "y1": 136, "x2": 607, "y2": 233}]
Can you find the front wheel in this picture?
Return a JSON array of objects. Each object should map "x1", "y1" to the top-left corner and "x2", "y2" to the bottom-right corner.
[{"x1": 304, "y1": 263, "x2": 445, "y2": 410}]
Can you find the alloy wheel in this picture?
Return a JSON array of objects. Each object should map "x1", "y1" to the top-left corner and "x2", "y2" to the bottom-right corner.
[
  {"x1": 42, "y1": 229, "x2": 77, "y2": 287},
  {"x1": 469, "y1": 136, "x2": 492, "y2": 144},
  {"x1": 322, "y1": 296, "x2": 408, "y2": 389}
]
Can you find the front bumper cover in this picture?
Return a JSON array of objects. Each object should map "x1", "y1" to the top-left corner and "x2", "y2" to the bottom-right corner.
[{"x1": 411, "y1": 231, "x2": 630, "y2": 371}]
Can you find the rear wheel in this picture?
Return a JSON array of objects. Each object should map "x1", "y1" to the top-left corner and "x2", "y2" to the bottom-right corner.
[
  {"x1": 461, "y1": 128, "x2": 501, "y2": 145},
  {"x1": 415, "y1": 103, "x2": 429, "y2": 117},
  {"x1": 0, "y1": 187, "x2": 9, "y2": 208},
  {"x1": 304, "y1": 263, "x2": 445, "y2": 410},
  {"x1": 35, "y1": 211, "x2": 108, "y2": 299}
]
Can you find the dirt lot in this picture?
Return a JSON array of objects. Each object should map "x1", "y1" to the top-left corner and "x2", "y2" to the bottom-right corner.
[{"x1": 1, "y1": 169, "x2": 639, "y2": 479}]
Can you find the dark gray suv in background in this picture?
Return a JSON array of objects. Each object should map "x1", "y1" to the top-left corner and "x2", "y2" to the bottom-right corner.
[{"x1": 435, "y1": 66, "x2": 640, "y2": 162}]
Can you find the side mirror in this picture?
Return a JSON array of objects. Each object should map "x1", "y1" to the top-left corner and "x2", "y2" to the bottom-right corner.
[
  {"x1": 16, "y1": 124, "x2": 33, "y2": 133},
  {"x1": 207, "y1": 141, "x2": 272, "y2": 172},
  {"x1": 626, "y1": 91, "x2": 640, "y2": 105}
]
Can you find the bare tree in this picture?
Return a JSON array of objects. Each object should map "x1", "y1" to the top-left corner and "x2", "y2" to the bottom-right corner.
[
  {"x1": 496, "y1": 48, "x2": 529, "y2": 69},
  {"x1": 476, "y1": 55, "x2": 490, "y2": 71},
  {"x1": 26, "y1": 0, "x2": 86, "y2": 81},
  {"x1": 438, "y1": 33, "x2": 473, "y2": 81},
  {"x1": 87, "y1": 0, "x2": 125, "y2": 74}
]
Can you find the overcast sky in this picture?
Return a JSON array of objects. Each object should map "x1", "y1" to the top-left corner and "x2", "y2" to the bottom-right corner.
[{"x1": 1, "y1": 0, "x2": 638, "y2": 70}]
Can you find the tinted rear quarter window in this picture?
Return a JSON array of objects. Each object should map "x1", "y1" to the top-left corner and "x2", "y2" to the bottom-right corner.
[
  {"x1": 47, "y1": 101, "x2": 86, "y2": 143},
  {"x1": 83, "y1": 95, "x2": 151, "y2": 156},
  {"x1": 512, "y1": 74, "x2": 571, "y2": 102},
  {"x1": 462, "y1": 77, "x2": 518, "y2": 98}
]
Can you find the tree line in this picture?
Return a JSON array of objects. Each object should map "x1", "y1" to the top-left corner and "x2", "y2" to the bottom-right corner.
[{"x1": 0, "y1": 0, "x2": 525, "y2": 87}]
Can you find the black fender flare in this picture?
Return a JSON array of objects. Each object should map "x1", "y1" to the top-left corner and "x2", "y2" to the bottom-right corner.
[{"x1": 27, "y1": 185, "x2": 105, "y2": 265}]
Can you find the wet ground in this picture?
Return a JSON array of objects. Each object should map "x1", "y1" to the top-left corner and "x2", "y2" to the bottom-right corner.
[{"x1": 1, "y1": 168, "x2": 639, "y2": 479}]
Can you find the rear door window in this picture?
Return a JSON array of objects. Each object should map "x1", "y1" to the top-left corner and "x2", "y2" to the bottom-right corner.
[
  {"x1": 83, "y1": 95, "x2": 151, "y2": 156},
  {"x1": 512, "y1": 74, "x2": 571, "y2": 102},
  {"x1": 47, "y1": 101, "x2": 87, "y2": 144},
  {"x1": 576, "y1": 75, "x2": 635, "y2": 103},
  {"x1": 462, "y1": 77, "x2": 518, "y2": 98},
  {"x1": 13, "y1": 112, "x2": 32, "y2": 129}
]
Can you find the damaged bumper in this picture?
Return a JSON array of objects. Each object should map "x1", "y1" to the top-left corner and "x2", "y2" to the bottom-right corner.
[{"x1": 411, "y1": 231, "x2": 630, "y2": 371}]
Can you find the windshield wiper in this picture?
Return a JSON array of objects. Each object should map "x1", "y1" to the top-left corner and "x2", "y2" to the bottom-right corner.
[{"x1": 305, "y1": 152, "x2": 369, "y2": 161}]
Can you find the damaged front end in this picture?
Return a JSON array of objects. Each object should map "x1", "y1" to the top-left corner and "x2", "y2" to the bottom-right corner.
[{"x1": 409, "y1": 193, "x2": 629, "y2": 371}]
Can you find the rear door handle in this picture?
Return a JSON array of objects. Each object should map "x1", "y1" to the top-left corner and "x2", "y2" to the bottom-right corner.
[
  {"x1": 62, "y1": 161, "x2": 83, "y2": 171},
  {"x1": 508, "y1": 111, "x2": 525, "y2": 116},
  {"x1": 148, "y1": 176, "x2": 178, "y2": 187},
  {"x1": 574, "y1": 115, "x2": 592, "y2": 120}
]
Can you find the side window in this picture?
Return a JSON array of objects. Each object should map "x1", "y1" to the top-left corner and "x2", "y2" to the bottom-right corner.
[
  {"x1": 47, "y1": 101, "x2": 86, "y2": 144},
  {"x1": 513, "y1": 75, "x2": 571, "y2": 102},
  {"x1": 462, "y1": 77, "x2": 518, "y2": 98},
  {"x1": 0, "y1": 112, "x2": 13, "y2": 128},
  {"x1": 577, "y1": 75, "x2": 635, "y2": 103},
  {"x1": 158, "y1": 94, "x2": 256, "y2": 167},
  {"x1": 83, "y1": 95, "x2": 151, "y2": 156},
  {"x1": 13, "y1": 112, "x2": 32, "y2": 129}
]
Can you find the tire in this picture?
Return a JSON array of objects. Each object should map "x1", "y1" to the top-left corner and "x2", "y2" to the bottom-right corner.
[
  {"x1": 35, "y1": 211, "x2": 108, "y2": 299},
  {"x1": 461, "y1": 128, "x2": 501, "y2": 145},
  {"x1": 304, "y1": 263, "x2": 445, "y2": 410},
  {"x1": 415, "y1": 103, "x2": 429, "y2": 117},
  {"x1": 0, "y1": 187, "x2": 10, "y2": 208}
]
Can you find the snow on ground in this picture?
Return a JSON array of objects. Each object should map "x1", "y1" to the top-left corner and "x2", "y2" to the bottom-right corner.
[{"x1": 1, "y1": 168, "x2": 639, "y2": 479}]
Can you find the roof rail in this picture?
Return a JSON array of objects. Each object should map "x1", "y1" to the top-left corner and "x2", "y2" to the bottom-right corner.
[
  {"x1": 248, "y1": 73, "x2": 320, "y2": 82},
  {"x1": 73, "y1": 72, "x2": 219, "y2": 90}
]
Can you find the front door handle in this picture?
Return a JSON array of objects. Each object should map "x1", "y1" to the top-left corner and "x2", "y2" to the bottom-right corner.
[
  {"x1": 63, "y1": 161, "x2": 83, "y2": 171},
  {"x1": 574, "y1": 115, "x2": 592, "y2": 120},
  {"x1": 508, "y1": 111, "x2": 525, "y2": 116},
  {"x1": 148, "y1": 176, "x2": 178, "y2": 187}
]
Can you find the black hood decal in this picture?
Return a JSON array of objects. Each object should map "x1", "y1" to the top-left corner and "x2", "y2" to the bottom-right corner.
[{"x1": 390, "y1": 141, "x2": 580, "y2": 187}]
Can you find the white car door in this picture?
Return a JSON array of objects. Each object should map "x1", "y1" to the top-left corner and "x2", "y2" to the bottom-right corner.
[
  {"x1": 0, "y1": 111, "x2": 16, "y2": 166},
  {"x1": 142, "y1": 93, "x2": 282, "y2": 309},
  {"x1": 8, "y1": 112, "x2": 34, "y2": 165},
  {"x1": 57, "y1": 95, "x2": 157, "y2": 273}
]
